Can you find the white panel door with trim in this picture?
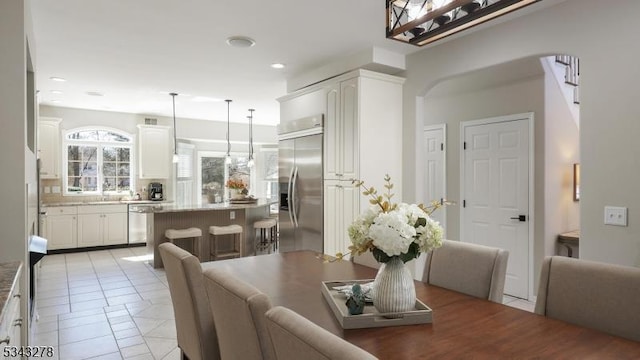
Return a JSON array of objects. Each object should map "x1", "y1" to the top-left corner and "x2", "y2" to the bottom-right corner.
[
  {"x1": 424, "y1": 126, "x2": 446, "y2": 231},
  {"x1": 461, "y1": 116, "x2": 530, "y2": 299}
]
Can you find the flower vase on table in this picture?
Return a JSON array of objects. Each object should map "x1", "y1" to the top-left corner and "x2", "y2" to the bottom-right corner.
[
  {"x1": 342, "y1": 174, "x2": 445, "y2": 316},
  {"x1": 229, "y1": 188, "x2": 244, "y2": 200},
  {"x1": 226, "y1": 179, "x2": 247, "y2": 200},
  {"x1": 372, "y1": 256, "x2": 416, "y2": 315}
]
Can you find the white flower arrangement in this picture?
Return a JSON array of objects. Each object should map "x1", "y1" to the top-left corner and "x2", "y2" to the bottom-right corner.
[{"x1": 344, "y1": 175, "x2": 444, "y2": 263}]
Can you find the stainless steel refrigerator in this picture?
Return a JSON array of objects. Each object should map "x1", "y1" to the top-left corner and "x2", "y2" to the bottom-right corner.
[{"x1": 278, "y1": 115, "x2": 323, "y2": 253}]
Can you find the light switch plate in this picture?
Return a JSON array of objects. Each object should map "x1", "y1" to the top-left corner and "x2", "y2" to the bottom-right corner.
[
  {"x1": 604, "y1": 206, "x2": 627, "y2": 226},
  {"x1": 52, "y1": 186, "x2": 61, "y2": 194},
  {"x1": 230, "y1": 211, "x2": 235, "y2": 220}
]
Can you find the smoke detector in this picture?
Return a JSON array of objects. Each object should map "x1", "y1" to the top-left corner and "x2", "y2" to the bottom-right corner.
[{"x1": 226, "y1": 36, "x2": 256, "y2": 48}]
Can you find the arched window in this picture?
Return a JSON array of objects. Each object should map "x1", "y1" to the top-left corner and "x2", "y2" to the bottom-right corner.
[{"x1": 64, "y1": 128, "x2": 134, "y2": 195}]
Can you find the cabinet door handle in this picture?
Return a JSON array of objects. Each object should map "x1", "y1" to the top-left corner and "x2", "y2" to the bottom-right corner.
[
  {"x1": 0, "y1": 336, "x2": 9, "y2": 345},
  {"x1": 14, "y1": 318, "x2": 23, "y2": 326},
  {"x1": 13, "y1": 293, "x2": 20, "y2": 299}
]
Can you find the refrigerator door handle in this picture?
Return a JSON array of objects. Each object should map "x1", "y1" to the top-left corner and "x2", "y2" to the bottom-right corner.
[
  {"x1": 291, "y1": 166, "x2": 299, "y2": 228},
  {"x1": 287, "y1": 166, "x2": 295, "y2": 227}
]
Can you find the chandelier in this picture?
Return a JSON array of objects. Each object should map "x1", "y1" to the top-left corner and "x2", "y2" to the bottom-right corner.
[{"x1": 386, "y1": 0, "x2": 539, "y2": 46}]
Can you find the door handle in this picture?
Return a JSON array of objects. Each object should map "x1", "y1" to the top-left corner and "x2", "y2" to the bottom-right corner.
[
  {"x1": 287, "y1": 167, "x2": 295, "y2": 226},
  {"x1": 291, "y1": 167, "x2": 299, "y2": 228},
  {"x1": 510, "y1": 215, "x2": 527, "y2": 222}
]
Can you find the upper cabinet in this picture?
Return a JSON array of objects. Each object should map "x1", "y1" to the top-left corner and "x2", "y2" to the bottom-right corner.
[
  {"x1": 325, "y1": 78, "x2": 359, "y2": 181},
  {"x1": 38, "y1": 117, "x2": 61, "y2": 179},
  {"x1": 279, "y1": 70, "x2": 404, "y2": 184},
  {"x1": 138, "y1": 125, "x2": 171, "y2": 179}
]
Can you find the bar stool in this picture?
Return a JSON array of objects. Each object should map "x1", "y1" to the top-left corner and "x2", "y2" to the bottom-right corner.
[
  {"x1": 164, "y1": 227, "x2": 202, "y2": 260},
  {"x1": 254, "y1": 218, "x2": 277, "y2": 254},
  {"x1": 209, "y1": 225, "x2": 243, "y2": 260}
]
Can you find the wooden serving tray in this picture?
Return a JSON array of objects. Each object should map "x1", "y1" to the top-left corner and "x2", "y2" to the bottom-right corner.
[
  {"x1": 229, "y1": 197, "x2": 258, "y2": 204},
  {"x1": 321, "y1": 280, "x2": 432, "y2": 329}
]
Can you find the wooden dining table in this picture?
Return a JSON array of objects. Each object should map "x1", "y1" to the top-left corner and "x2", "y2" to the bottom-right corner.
[{"x1": 201, "y1": 250, "x2": 640, "y2": 359}]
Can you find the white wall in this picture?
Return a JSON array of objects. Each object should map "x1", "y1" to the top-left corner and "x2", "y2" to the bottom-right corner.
[
  {"x1": 402, "y1": 0, "x2": 640, "y2": 268},
  {"x1": 0, "y1": 0, "x2": 37, "y2": 343}
]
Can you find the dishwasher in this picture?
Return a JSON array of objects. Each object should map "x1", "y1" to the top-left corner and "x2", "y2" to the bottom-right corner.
[{"x1": 128, "y1": 204, "x2": 153, "y2": 244}]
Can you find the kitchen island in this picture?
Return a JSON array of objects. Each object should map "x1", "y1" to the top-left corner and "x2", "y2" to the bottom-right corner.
[{"x1": 146, "y1": 199, "x2": 276, "y2": 268}]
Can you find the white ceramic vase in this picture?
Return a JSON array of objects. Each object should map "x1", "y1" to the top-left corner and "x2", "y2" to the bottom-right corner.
[
  {"x1": 230, "y1": 188, "x2": 244, "y2": 199},
  {"x1": 372, "y1": 256, "x2": 416, "y2": 315}
]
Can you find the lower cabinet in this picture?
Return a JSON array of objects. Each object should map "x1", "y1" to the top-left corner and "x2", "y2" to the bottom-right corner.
[
  {"x1": 323, "y1": 180, "x2": 359, "y2": 257},
  {"x1": 0, "y1": 265, "x2": 22, "y2": 358},
  {"x1": 44, "y1": 206, "x2": 78, "y2": 250},
  {"x1": 77, "y1": 205, "x2": 128, "y2": 247},
  {"x1": 43, "y1": 204, "x2": 128, "y2": 250}
]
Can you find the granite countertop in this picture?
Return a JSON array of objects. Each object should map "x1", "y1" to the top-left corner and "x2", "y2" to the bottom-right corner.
[
  {"x1": 151, "y1": 198, "x2": 278, "y2": 213},
  {"x1": 0, "y1": 261, "x2": 22, "y2": 325},
  {"x1": 42, "y1": 200, "x2": 169, "y2": 207}
]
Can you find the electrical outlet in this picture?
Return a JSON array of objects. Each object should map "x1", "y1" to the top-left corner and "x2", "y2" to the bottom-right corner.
[
  {"x1": 604, "y1": 206, "x2": 627, "y2": 226},
  {"x1": 230, "y1": 211, "x2": 235, "y2": 220},
  {"x1": 44, "y1": 186, "x2": 50, "y2": 194},
  {"x1": 52, "y1": 186, "x2": 61, "y2": 194}
]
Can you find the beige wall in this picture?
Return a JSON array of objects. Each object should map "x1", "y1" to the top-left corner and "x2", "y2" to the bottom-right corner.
[
  {"x1": 422, "y1": 73, "x2": 546, "y2": 295},
  {"x1": 543, "y1": 63, "x2": 580, "y2": 259},
  {"x1": 402, "y1": 0, "x2": 640, "y2": 269}
]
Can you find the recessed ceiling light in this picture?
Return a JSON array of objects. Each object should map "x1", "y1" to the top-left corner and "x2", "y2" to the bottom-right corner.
[
  {"x1": 50, "y1": 100, "x2": 61, "y2": 103},
  {"x1": 50, "y1": 77, "x2": 66, "y2": 82},
  {"x1": 226, "y1": 36, "x2": 256, "y2": 48},
  {"x1": 50, "y1": 90, "x2": 63, "y2": 94},
  {"x1": 192, "y1": 96, "x2": 223, "y2": 103},
  {"x1": 86, "y1": 91, "x2": 104, "y2": 97},
  {"x1": 271, "y1": 63, "x2": 286, "y2": 69}
]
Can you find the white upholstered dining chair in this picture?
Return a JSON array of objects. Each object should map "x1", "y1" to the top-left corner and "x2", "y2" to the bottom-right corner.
[
  {"x1": 202, "y1": 268, "x2": 276, "y2": 360},
  {"x1": 421, "y1": 239, "x2": 509, "y2": 303},
  {"x1": 535, "y1": 256, "x2": 640, "y2": 342},
  {"x1": 158, "y1": 242, "x2": 220, "y2": 360},
  {"x1": 265, "y1": 306, "x2": 378, "y2": 360}
]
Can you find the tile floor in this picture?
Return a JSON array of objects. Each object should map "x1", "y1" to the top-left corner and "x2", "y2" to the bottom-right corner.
[
  {"x1": 30, "y1": 246, "x2": 536, "y2": 360},
  {"x1": 31, "y1": 247, "x2": 179, "y2": 360}
]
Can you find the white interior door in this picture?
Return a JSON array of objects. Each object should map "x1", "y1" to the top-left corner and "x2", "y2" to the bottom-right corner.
[
  {"x1": 461, "y1": 114, "x2": 531, "y2": 299},
  {"x1": 424, "y1": 125, "x2": 446, "y2": 232}
]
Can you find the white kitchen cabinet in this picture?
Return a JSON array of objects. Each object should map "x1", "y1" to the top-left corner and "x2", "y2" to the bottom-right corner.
[
  {"x1": 325, "y1": 78, "x2": 359, "y2": 181},
  {"x1": 323, "y1": 180, "x2": 359, "y2": 256},
  {"x1": 138, "y1": 125, "x2": 171, "y2": 179},
  {"x1": 37, "y1": 117, "x2": 61, "y2": 179},
  {"x1": 43, "y1": 206, "x2": 78, "y2": 250},
  {"x1": 0, "y1": 264, "x2": 22, "y2": 358},
  {"x1": 77, "y1": 205, "x2": 128, "y2": 247}
]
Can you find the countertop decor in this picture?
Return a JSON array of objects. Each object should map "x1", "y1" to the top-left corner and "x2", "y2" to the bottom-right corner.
[{"x1": 344, "y1": 174, "x2": 444, "y2": 315}]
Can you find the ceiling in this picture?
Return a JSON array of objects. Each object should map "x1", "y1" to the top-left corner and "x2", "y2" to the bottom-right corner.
[{"x1": 30, "y1": 0, "x2": 418, "y2": 126}]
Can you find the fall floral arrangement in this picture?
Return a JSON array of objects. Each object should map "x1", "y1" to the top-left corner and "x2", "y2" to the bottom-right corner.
[{"x1": 225, "y1": 179, "x2": 247, "y2": 190}]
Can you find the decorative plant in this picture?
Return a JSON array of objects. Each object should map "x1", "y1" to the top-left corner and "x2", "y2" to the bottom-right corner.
[
  {"x1": 345, "y1": 283, "x2": 366, "y2": 315},
  {"x1": 225, "y1": 178, "x2": 247, "y2": 190},
  {"x1": 334, "y1": 174, "x2": 445, "y2": 264}
]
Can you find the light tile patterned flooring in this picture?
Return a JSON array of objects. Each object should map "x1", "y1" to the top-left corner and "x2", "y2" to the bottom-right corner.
[
  {"x1": 31, "y1": 247, "x2": 179, "y2": 360},
  {"x1": 30, "y1": 247, "x2": 536, "y2": 360}
]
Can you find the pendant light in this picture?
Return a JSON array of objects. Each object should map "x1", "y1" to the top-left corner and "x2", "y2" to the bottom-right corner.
[
  {"x1": 247, "y1": 108, "x2": 255, "y2": 168},
  {"x1": 225, "y1": 99, "x2": 232, "y2": 165},
  {"x1": 170, "y1": 92, "x2": 179, "y2": 163}
]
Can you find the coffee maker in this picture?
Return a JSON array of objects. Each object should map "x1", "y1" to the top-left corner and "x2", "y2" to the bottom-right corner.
[{"x1": 148, "y1": 183, "x2": 163, "y2": 201}]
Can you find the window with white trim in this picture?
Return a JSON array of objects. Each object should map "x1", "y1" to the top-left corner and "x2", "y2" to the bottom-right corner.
[{"x1": 64, "y1": 128, "x2": 134, "y2": 194}]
